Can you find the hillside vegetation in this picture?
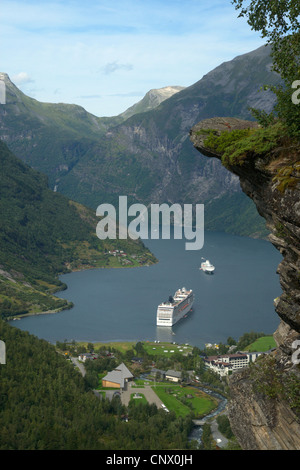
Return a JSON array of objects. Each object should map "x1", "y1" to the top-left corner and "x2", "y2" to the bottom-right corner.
[
  {"x1": 0, "y1": 140, "x2": 156, "y2": 318},
  {"x1": 0, "y1": 320, "x2": 193, "y2": 450}
]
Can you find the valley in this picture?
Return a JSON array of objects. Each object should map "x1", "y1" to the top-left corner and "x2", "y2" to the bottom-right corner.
[
  {"x1": 0, "y1": 44, "x2": 282, "y2": 238},
  {"x1": 0, "y1": 6, "x2": 299, "y2": 449},
  {"x1": 0, "y1": 140, "x2": 156, "y2": 319}
]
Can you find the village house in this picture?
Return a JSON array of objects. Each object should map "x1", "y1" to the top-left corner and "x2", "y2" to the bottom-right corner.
[
  {"x1": 102, "y1": 363, "x2": 134, "y2": 389},
  {"x1": 165, "y1": 370, "x2": 182, "y2": 382},
  {"x1": 78, "y1": 352, "x2": 98, "y2": 362}
]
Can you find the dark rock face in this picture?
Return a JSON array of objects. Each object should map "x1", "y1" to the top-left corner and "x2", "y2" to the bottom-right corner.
[
  {"x1": 227, "y1": 365, "x2": 300, "y2": 450},
  {"x1": 190, "y1": 117, "x2": 300, "y2": 450}
]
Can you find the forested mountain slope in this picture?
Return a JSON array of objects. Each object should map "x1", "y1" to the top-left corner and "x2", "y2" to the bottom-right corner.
[
  {"x1": 0, "y1": 140, "x2": 155, "y2": 318},
  {"x1": 0, "y1": 320, "x2": 192, "y2": 450}
]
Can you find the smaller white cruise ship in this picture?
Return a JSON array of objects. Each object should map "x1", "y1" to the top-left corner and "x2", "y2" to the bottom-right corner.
[
  {"x1": 156, "y1": 287, "x2": 194, "y2": 326},
  {"x1": 200, "y1": 259, "x2": 215, "y2": 274}
]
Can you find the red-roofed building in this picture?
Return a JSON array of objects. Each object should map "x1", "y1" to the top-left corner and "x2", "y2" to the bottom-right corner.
[{"x1": 204, "y1": 352, "x2": 262, "y2": 376}]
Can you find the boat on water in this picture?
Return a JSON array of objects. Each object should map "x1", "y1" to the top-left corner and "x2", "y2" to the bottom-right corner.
[
  {"x1": 200, "y1": 259, "x2": 215, "y2": 274},
  {"x1": 156, "y1": 287, "x2": 194, "y2": 326}
]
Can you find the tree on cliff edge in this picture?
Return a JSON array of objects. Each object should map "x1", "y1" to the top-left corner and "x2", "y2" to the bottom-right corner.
[{"x1": 232, "y1": 0, "x2": 300, "y2": 137}]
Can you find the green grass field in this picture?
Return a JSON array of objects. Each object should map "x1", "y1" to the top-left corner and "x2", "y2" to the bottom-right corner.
[
  {"x1": 246, "y1": 336, "x2": 276, "y2": 352},
  {"x1": 77, "y1": 341, "x2": 136, "y2": 353},
  {"x1": 153, "y1": 386, "x2": 190, "y2": 417},
  {"x1": 76, "y1": 340, "x2": 193, "y2": 358},
  {"x1": 152, "y1": 385, "x2": 218, "y2": 418},
  {"x1": 129, "y1": 393, "x2": 148, "y2": 406},
  {"x1": 143, "y1": 341, "x2": 193, "y2": 358}
]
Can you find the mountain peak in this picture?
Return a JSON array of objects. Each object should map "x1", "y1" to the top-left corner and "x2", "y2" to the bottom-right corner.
[
  {"x1": 146, "y1": 86, "x2": 186, "y2": 104},
  {"x1": 0, "y1": 73, "x2": 11, "y2": 82},
  {"x1": 118, "y1": 85, "x2": 185, "y2": 120}
]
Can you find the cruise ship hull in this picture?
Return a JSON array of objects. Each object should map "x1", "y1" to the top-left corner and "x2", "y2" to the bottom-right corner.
[
  {"x1": 202, "y1": 266, "x2": 214, "y2": 274},
  {"x1": 156, "y1": 288, "x2": 194, "y2": 327}
]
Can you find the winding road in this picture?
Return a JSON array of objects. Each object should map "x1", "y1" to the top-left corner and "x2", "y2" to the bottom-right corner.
[{"x1": 70, "y1": 357, "x2": 86, "y2": 377}]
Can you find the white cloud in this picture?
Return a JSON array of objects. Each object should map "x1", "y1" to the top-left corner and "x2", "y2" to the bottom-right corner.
[
  {"x1": 11, "y1": 72, "x2": 34, "y2": 85},
  {"x1": 101, "y1": 62, "x2": 134, "y2": 75}
]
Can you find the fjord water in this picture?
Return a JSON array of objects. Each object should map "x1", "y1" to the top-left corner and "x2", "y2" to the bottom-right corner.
[{"x1": 11, "y1": 231, "x2": 283, "y2": 349}]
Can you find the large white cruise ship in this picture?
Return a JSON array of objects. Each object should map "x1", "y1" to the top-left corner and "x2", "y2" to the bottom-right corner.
[{"x1": 156, "y1": 287, "x2": 194, "y2": 326}]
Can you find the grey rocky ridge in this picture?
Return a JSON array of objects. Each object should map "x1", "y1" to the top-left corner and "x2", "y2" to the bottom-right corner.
[
  {"x1": 190, "y1": 117, "x2": 300, "y2": 450},
  {"x1": 117, "y1": 85, "x2": 186, "y2": 121}
]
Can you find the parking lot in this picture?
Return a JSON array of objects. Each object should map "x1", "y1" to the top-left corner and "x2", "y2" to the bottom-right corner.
[{"x1": 119, "y1": 382, "x2": 165, "y2": 408}]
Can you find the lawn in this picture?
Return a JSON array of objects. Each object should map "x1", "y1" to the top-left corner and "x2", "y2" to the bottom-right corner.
[
  {"x1": 143, "y1": 341, "x2": 193, "y2": 358},
  {"x1": 153, "y1": 386, "x2": 191, "y2": 417},
  {"x1": 132, "y1": 379, "x2": 147, "y2": 387},
  {"x1": 152, "y1": 385, "x2": 218, "y2": 418},
  {"x1": 77, "y1": 341, "x2": 136, "y2": 353},
  {"x1": 246, "y1": 336, "x2": 276, "y2": 352},
  {"x1": 74, "y1": 340, "x2": 193, "y2": 358},
  {"x1": 129, "y1": 393, "x2": 148, "y2": 406}
]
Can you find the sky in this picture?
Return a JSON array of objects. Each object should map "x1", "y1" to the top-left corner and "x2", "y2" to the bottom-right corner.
[{"x1": 0, "y1": 0, "x2": 266, "y2": 117}]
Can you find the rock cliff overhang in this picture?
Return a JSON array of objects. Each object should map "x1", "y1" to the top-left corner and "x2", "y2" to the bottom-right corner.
[
  {"x1": 190, "y1": 116, "x2": 300, "y2": 338},
  {"x1": 190, "y1": 117, "x2": 300, "y2": 450}
]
